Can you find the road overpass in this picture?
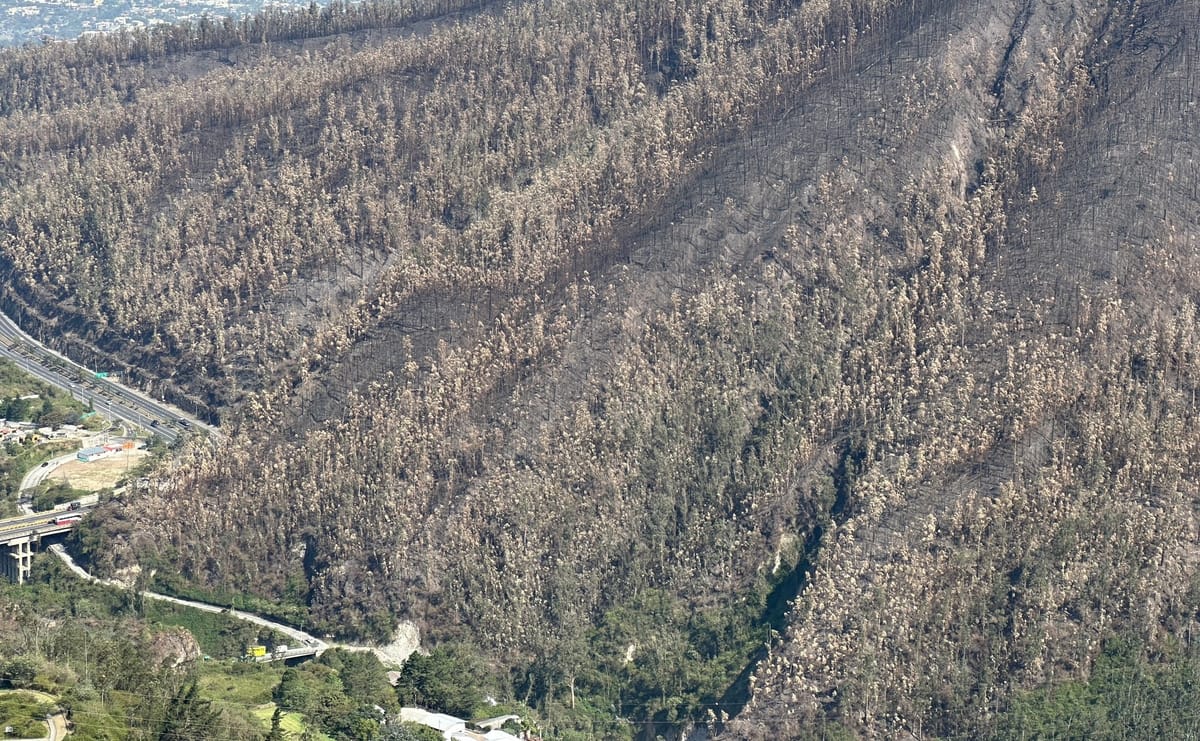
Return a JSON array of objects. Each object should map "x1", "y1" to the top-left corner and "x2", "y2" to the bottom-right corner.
[{"x1": 0, "y1": 504, "x2": 94, "y2": 584}]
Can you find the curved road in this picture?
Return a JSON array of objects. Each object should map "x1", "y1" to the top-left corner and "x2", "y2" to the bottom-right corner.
[
  {"x1": 16, "y1": 445, "x2": 105, "y2": 515},
  {"x1": 0, "y1": 689, "x2": 68, "y2": 741},
  {"x1": 0, "y1": 310, "x2": 334, "y2": 661},
  {"x1": 19, "y1": 448, "x2": 103, "y2": 494},
  {"x1": 47, "y1": 545, "x2": 329, "y2": 656}
]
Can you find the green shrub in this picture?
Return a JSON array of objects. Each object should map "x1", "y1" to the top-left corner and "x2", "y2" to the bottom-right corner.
[{"x1": 394, "y1": 645, "x2": 485, "y2": 719}]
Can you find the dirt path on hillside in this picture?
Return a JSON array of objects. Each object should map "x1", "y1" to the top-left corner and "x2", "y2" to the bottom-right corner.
[{"x1": 0, "y1": 689, "x2": 68, "y2": 740}]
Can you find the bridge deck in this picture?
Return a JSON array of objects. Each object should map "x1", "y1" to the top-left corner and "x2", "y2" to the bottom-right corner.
[{"x1": 253, "y1": 647, "x2": 322, "y2": 663}]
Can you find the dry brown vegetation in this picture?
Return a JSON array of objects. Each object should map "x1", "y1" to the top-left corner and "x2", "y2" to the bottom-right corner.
[
  {"x1": 1, "y1": 0, "x2": 1199, "y2": 736},
  {"x1": 49, "y1": 450, "x2": 147, "y2": 491}
]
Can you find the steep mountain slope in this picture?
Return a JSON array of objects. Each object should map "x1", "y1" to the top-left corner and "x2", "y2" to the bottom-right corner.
[
  {"x1": 725, "y1": 0, "x2": 1200, "y2": 736},
  {"x1": 1, "y1": 0, "x2": 1198, "y2": 736}
]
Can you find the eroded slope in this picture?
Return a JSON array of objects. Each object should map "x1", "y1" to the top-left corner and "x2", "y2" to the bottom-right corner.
[{"x1": 2, "y1": 0, "x2": 1198, "y2": 736}]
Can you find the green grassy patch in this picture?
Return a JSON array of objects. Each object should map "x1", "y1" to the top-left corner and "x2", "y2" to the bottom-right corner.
[
  {"x1": 144, "y1": 563, "x2": 317, "y2": 637},
  {"x1": 142, "y1": 600, "x2": 286, "y2": 659},
  {"x1": 0, "y1": 358, "x2": 49, "y2": 400},
  {"x1": 0, "y1": 359, "x2": 88, "y2": 428},
  {"x1": 62, "y1": 691, "x2": 132, "y2": 741},
  {"x1": 0, "y1": 691, "x2": 55, "y2": 738},
  {"x1": 197, "y1": 661, "x2": 285, "y2": 707},
  {"x1": 7, "y1": 556, "x2": 134, "y2": 618},
  {"x1": 252, "y1": 703, "x2": 334, "y2": 740},
  {"x1": 29, "y1": 479, "x2": 90, "y2": 512}
]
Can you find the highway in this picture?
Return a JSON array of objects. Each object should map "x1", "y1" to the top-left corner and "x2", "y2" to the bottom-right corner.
[
  {"x1": 0, "y1": 308, "x2": 216, "y2": 443},
  {"x1": 0, "y1": 312, "x2": 333, "y2": 658},
  {"x1": 0, "y1": 504, "x2": 96, "y2": 542}
]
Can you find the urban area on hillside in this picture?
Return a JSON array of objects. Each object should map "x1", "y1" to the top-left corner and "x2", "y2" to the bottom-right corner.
[{"x1": 0, "y1": 0, "x2": 309, "y2": 46}]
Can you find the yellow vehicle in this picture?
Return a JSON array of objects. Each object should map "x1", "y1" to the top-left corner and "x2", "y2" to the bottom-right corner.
[{"x1": 248, "y1": 645, "x2": 267, "y2": 657}]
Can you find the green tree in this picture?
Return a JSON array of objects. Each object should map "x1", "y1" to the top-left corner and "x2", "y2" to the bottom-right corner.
[
  {"x1": 266, "y1": 706, "x2": 284, "y2": 741},
  {"x1": 0, "y1": 655, "x2": 39, "y2": 687},
  {"x1": 158, "y1": 679, "x2": 222, "y2": 740},
  {"x1": 394, "y1": 645, "x2": 483, "y2": 719},
  {"x1": 995, "y1": 638, "x2": 1200, "y2": 739},
  {"x1": 318, "y1": 648, "x2": 397, "y2": 712},
  {"x1": 326, "y1": 704, "x2": 383, "y2": 741},
  {"x1": 274, "y1": 666, "x2": 316, "y2": 712}
]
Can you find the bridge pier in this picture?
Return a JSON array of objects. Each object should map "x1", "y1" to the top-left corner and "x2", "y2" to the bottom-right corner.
[{"x1": 2, "y1": 536, "x2": 37, "y2": 584}]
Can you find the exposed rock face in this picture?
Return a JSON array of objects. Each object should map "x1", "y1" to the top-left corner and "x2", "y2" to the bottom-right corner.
[
  {"x1": 369, "y1": 620, "x2": 422, "y2": 667},
  {"x1": 146, "y1": 626, "x2": 203, "y2": 669}
]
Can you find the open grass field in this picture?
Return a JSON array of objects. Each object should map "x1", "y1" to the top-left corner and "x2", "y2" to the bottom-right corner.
[
  {"x1": 251, "y1": 703, "x2": 333, "y2": 740},
  {"x1": 195, "y1": 662, "x2": 335, "y2": 740},
  {"x1": 0, "y1": 690, "x2": 55, "y2": 739},
  {"x1": 197, "y1": 661, "x2": 285, "y2": 706},
  {"x1": 44, "y1": 449, "x2": 147, "y2": 491}
]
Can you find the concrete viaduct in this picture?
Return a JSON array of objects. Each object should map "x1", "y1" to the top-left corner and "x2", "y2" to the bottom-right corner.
[{"x1": 0, "y1": 506, "x2": 91, "y2": 584}]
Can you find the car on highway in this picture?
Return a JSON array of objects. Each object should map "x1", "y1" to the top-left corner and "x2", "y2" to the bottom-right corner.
[{"x1": 40, "y1": 461, "x2": 49, "y2": 467}]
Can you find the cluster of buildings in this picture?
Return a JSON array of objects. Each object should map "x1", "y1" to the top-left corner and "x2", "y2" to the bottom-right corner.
[
  {"x1": 0, "y1": 0, "x2": 290, "y2": 48},
  {"x1": 77, "y1": 439, "x2": 136, "y2": 462},
  {"x1": 0, "y1": 420, "x2": 82, "y2": 444}
]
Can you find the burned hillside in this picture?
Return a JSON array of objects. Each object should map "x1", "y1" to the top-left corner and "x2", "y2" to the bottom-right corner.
[{"x1": 2, "y1": 0, "x2": 1199, "y2": 736}]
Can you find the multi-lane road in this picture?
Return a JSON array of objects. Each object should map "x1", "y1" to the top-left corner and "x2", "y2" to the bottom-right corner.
[
  {"x1": 0, "y1": 312, "x2": 332, "y2": 658},
  {"x1": 0, "y1": 309, "x2": 215, "y2": 443},
  {"x1": 0, "y1": 504, "x2": 96, "y2": 542}
]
